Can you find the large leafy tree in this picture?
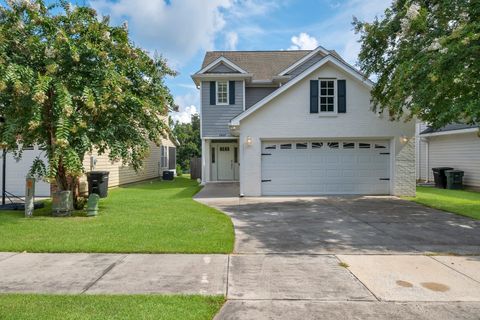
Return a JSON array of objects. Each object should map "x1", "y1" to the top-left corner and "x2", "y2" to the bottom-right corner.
[
  {"x1": 353, "y1": 0, "x2": 479, "y2": 128},
  {"x1": 172, "y1": 114, "x2": 201, "y2": 171},
  {"x1": 0, "y1": 1, "x2": 175, "y2": 199}
]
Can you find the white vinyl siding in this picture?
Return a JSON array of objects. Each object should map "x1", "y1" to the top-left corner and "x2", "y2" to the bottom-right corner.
[{"x1": 422, "y1": 132, "x2": 480, "y2": 188}]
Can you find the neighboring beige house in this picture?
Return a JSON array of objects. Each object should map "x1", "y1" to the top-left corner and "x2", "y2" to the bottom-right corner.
[
  {"x1": 416, "y1": 123, "x2": 480, "y2": 188},
  {"x1": 80, "y1": 134, "x2": 178, "y2": 192},
  {"x1": 2, "y1": 130, "x2": 177, "y2": 197}
]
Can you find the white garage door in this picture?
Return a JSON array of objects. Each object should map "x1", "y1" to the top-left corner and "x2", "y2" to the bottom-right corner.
[
  {"x1": 0, "y1": 147, "x2": 51, "y2": 197},
  {"x1": 261, "y1": 140, "x2": 391, "y2": 195}
]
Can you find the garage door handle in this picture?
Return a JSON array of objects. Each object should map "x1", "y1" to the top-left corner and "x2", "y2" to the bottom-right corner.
[
  {"x1": 379, "y1": 152, "x2": 390, "y2": 155},
  {"x1": 379, "y1": 178, "x2": 390, "y2": 181},
  {"x1": 261, "y1": 179, "x2": 271, "y2": 182},
  {"x1": 261, "y1": 153, "x2": 271, "y2": 156}
]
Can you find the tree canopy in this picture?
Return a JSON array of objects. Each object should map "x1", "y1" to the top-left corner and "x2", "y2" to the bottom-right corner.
[
  {"x1": 172, "y1": 114, "x2": 201, "y2": 171},
  {"x1": 0, "y1": 0, "x2": 175, "y2": 193},
  {"x1": 353, "y1": 0, "x2": 479, "y2": 128}
]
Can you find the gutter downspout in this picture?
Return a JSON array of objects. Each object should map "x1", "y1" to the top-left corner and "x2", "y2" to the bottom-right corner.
[{"x1": 425, "y1": 138, "x2": 429, "y2": 182}]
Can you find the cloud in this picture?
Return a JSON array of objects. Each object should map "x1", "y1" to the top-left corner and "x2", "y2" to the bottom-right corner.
[
  {"x1": 302, "y1": 0, "x2": 390, "y2": 64},
  {"x1": 90, "y1": 0, "x2": 233, "y2": 66},
  {"x1": 171, "y1": 90, "x2": 199, "y2": 123},
  {"x1": 225, "y1": 31, "x2": 238, "y2": 50},
  {"x1": 171, "y1": 105, "x2": 198, "y2": 124},
  {"x1": 229, "y1": 0, "x2": 280, "y2": 18},
  {"x1": 288, "y1": 32, "x2": 319, "y2": 50}
]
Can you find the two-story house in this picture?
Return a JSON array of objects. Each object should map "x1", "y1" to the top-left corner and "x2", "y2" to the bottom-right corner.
[{"x1": 192, "y1": 46, "x2": 415, "y2": 197}]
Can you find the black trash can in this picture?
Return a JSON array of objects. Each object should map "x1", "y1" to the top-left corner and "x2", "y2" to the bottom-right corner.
[
  {"x1": 445, "y1": 170, "x2": 464, "y2": 190},
  {"x1": 86, "y1": 171, "x2": 110, "y2": 198},
  {"x1": 432, "y1": 167, "x2": 453, "y2": 189},
  {"x1": 162, "y1": 170, "x2": 174, "y2": 181}
]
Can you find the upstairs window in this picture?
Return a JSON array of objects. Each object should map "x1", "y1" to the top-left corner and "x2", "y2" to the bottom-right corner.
[
  {"x1": 216, "y1": 81, "x2": 229, "y2": 105},
  {"x1": 319, "y1": 80, "x2": 335, "y2": 112}
]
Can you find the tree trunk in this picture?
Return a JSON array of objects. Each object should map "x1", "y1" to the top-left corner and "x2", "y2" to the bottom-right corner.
[{"x1": 55, "y1": 162, "x2": 80, "y2": 209}]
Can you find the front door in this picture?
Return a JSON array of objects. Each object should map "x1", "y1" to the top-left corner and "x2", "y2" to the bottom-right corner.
[{"x1": 217, "y1": 144, "x2": 235, "y2": 181}]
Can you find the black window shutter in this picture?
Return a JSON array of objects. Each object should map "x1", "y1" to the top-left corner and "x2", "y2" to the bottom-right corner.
[
  {"x1": 229, "y1": 81, "x2": 235, "y2": 105},
  {"x1": 337, "y1": 80, "x2": 346, "y2": 113},
  {"x1": 310, "y1": 80, "x2": 319, "y2": 113},
  {"x1": 210, "y1": 81, "x2": 216, "y2": 105}
]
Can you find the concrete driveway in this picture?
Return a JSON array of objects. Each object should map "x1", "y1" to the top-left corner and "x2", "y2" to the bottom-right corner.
[
  {"x1": 195, "y1": 184, "x2": 480, "y2": 319},
  {"x1": 196, "y1": 186, "x2": 480, "y2": 255}
]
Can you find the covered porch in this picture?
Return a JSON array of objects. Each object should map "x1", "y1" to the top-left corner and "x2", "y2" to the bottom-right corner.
[{"x1": 201, "y1": 138, "x2": 240, "y2": 183}]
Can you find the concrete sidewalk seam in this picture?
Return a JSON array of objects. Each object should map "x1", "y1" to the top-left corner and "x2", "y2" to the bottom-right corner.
[
  {"x1": 226, "y1": 254, "x2": 231, "y2": 297},
  {"x1": 429, "y1": 256, "x2": 480, "y2": 285},
  {"x1": 80, "y1": 254, "x2": 127, "y2": 294},
  {"x1": 226, "y1": 298, "x2": 378, "y2": 302},
  {"x1": 0, "y1": 252, "x2": 21, "y2": 263},
  {"x1": 334, "y1": 255, "x2": 381, "y2": 302}
]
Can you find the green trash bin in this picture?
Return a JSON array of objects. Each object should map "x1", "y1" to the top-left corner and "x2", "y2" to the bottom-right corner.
[{"x1": 445, "y1": 170, "x2": 464, "y2": 190}]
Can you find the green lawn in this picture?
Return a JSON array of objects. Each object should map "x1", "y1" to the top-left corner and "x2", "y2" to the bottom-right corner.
[
  {"x1": 0, "y1": 177, "x2": 234, "y2": 253},
  {"x1": 406, "y1": 186, "x2": 480, "y2": 220},
  {"x1": 0, "y1": 294, "x2": 224, "y2": 320}
]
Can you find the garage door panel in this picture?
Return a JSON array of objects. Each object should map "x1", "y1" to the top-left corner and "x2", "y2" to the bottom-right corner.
[{"x1": 261, "y1": 141, "x2": 390, "y2": 195}]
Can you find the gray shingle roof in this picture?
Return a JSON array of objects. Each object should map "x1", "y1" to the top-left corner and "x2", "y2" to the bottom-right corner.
[
  {"x1": 202, "y1": 50, "x2": 338, "y2": 81},
  {"x1": 420, "y1": 123, "x2": 478, "y2": 134}
]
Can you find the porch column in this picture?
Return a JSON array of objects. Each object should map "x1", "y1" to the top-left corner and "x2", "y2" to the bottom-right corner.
[{"x1": 201, "y1": 139, "x2": 211, "y2": 184}]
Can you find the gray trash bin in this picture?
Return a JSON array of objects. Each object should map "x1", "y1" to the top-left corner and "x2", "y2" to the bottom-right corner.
[
  {"x1": 432, "y1": 167, "x2": 453, "y2": 189},
  {"x1": 86, "y1": 171, "x2": 110, "y2": 198},
  {"x1": 445, "y1": 170, "x2": 464, "y2": 190}
]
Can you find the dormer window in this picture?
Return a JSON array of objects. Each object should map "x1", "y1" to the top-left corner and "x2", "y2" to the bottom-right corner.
[{"x1": 216, "y1": 81, "x2": 229, "y2": 105}]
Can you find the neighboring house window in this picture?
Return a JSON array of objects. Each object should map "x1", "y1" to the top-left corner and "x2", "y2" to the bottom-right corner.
[
  {"x1": 216, "y1": 81, "x2": 229, "y2": 105},
  {"x1": 319, "y1": 79, "x2": 335, "y2": 112},
  {"x1": 211, "y1": 147, "x2": 215, "y2": 163},
  {"x1": 160, "y1": 146, "x2": 168, "y2": 168}
]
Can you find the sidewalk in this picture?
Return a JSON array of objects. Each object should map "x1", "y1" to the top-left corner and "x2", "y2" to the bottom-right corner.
[{"x1": 1, "y1": 252, "x2": 479, "y2": 299}]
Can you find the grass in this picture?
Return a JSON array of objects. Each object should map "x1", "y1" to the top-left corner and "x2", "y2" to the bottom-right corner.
[
  {"x1": 0, "y1": 294, "x2": 224, "y2": 320},
  {"x1": 405, "y1": 186, "x2": 480, "y2": 220},
  {"x1": 0, "y1": 177, "x2": 234, "y2": 253}
]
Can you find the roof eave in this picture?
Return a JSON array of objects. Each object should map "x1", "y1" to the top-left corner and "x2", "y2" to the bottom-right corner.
[
  {"x1": 420, "y1": 127, "x2": 478, "y2": 137},
  {"x1": 191, "y1": 73, "x2": 253, "y2": 87}
]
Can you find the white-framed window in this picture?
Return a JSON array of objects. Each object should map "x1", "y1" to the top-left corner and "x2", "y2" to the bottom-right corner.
[
  {"x1": 319, "y1": 79, "x2": 336, "y2": 112},
  {"x1": 343, "y1": 142, "x2": 355, "y2": 149},
  {"x1": 296, "y1": 142, "x2": 308, "y2": 149},
  {"x1": 160, "y1": 146, "x2": 168, "y2": 168},
  {"x1": 216, "y1": 81, "x2": 229, "y2": 105}
]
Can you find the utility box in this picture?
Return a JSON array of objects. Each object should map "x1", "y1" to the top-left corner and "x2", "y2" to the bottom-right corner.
[
  {"x1": 25, "y1": 176, "x2": 35, "y2": 217},
  {"x1": 445, "y1": 170, "x2": 464, "y2": 190},
  {"x1": 86, "y1": 171, "x2": 109, "y2": 198},
  {"x1": 162, "y1": 170, "x2": 174, "y2": 181},
  {"x1": 52, "y1": 190, "x2": 73, "y2": 216},
  {"x1": 86, "y1": 193, "x2": 100, "y2": 217},
  {"x1": 432, "y1": 167, "x2": 453, "y2": 189}
]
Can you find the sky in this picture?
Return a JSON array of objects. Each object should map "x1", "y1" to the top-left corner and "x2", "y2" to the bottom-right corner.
[{"x1": 13, "y1": 0, "x2": 393, "y2": 123}]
